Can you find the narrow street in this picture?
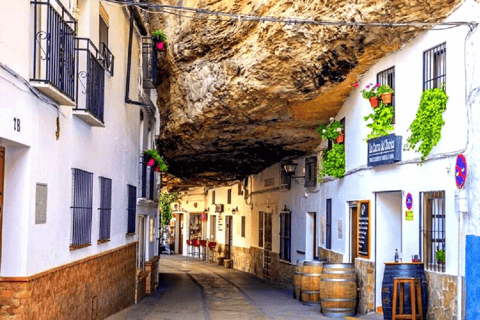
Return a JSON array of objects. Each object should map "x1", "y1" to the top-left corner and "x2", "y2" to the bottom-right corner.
[{"x1": 107, "y1": 255, "x2": 382, "y2": 320}]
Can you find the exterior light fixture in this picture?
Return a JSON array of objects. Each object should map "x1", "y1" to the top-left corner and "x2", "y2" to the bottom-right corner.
[
  {"x1": 231, "y1": 206, "x2": 238, "y2": 214},
  {"x1": 283, "y1": 160, "x2": 305, "y2": 179}
]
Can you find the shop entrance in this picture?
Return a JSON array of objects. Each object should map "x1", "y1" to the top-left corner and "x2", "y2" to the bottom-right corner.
[
  {"x1": 375, "y1": 191, "x2": 402, "y2": 311},
  {"x1": 306, "y1": 212, "x2": 317, "y2": 260}
]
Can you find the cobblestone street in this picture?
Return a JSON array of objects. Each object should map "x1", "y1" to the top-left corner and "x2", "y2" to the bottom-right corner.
[{"x1": 107, "y1": 255, "x2": 382, "y2": 320}]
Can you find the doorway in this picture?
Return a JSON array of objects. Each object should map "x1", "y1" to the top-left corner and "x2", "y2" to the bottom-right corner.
[
  {"x1": 210, "y1": 215, "x2": 216, "y2": 241},
  {"x1": 138, "y1": 216, "x2": 146, "y2": 270},
  {"x1": 0, "y1": 147, "x2": 4, "y2": 269},
  {"x1": 263, "y1": 212, "x2": 272, "y2": 278},
  {"x1": 306, "y1": 212, "x2": 317, "y2": 260},
  {"x1": 225, "y1": 216, "x2": 233, "y2": 259},
  {"x1": 350, "y1": 203, "x2": 358, "y2": 263},
  {"x1": 375, "y1": 191, "x2": 402, "y2": 310}
]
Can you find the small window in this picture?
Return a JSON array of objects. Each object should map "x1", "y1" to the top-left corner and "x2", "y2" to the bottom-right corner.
[
  {"x1": 326, "y1": 199, "x2": 332, "y2": 250},
  {"x1": 71, "y1": 169, "x2": 94, "y2": 247},
  {"x1": 423, "y1": 43, "x2": 446, "y2": 91},
  {"x1": 280, "y1": 163, "x2": 291, "y2": 190},
  {"x1": 280, "y1": 210, "x2": 291, "y2": 261},
  {"x1": 127, "y1": 185, "x2": 137, "y2": 234},
  {"x1": 99, "y1": 15, "x2": 109, "y2": 48},
  {"x1": 99, "y1": 177, "x2": 112, "y2": 241},
  {"x1": 377, "y1": 66, "x2": 395, "y2": 123},
  {"x1": 227, "y1": 189, "x2": 232, "y2": 204},
  {"x1": 238, "y1": 182, "x2": 243, "y2": 195},
  {"x1": 304, "y1": 156, "x2": 317, "y2": 188},
  {"x1": 241, "y1": 216, "x2": 246, "y2": 238},
  {"x1": 421, "y1": 191, "x2": 445, "y2": 272},
  {"x1": 212, "y1": 190, "x2": 215, "y2": 205},
  {"x1": 259, "y1": 211, "x2": 264, "y2": 247}
]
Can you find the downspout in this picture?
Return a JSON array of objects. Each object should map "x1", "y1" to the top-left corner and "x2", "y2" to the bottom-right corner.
[{"x1": 125, "y1": 6, "x2": 147, "y2": 107}]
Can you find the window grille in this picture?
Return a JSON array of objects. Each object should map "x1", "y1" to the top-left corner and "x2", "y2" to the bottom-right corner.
[
  {"x1": 71, "y1": 169, "x2": 93, "y2": 246},
  {"x1": 141, "y1": 155, "x2": 147, "y2": 198},
  {"x1": 241, "y1": 216, "x2": 246, "y2": 238},
  {"x1": 99, "y1": 177, "x2": 112, "y2": 241},
  {"x1": 31, "y1": 0, "x2": 77, "y2": 101},
  {"x1": 280, "y1": 210, "x2": 291, "y2": 261},
  {"x1": 259, "y1": 211, "x2": 264, "y2": 247},
  {"x1": 420, "y1": 191, "x2": 445, "y2": 272},
  {"x1": 423, "y1": 43, "x2": 446, "y2": 91},
  {"x1": 304, "y1": 156, "x2": 317, "y2": 188},
  {"x1": 326, "y1": 199, "x2": 332, "y2": 250},
  {"x1": 149, "y1": 165, "x2": 155, "y2": 200},
  {"x1": 377, "y1": 67, "x2": 395, "y2": 123},
  {"x1": 127, "y1": 185, "x2": 137, "y2": 234},
  {"x1": 212, "y1": 190, "x2": 215, "y2": 204},
  {"x1": 227, "y1": 189, "x2": 232, "y2": 204}
]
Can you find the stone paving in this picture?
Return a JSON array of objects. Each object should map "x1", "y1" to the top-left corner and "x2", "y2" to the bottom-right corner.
[{"x1": 107, "y1": 254, "x2": 383, "y2": 320}]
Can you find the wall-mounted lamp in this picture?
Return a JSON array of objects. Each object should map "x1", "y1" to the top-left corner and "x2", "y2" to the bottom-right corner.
[
  {"x1": 283, "y1": 160, "x2": 305, "y2": 179},
  {"x1": 231, "y1": 206, "x2": 238, "y2": 214}
]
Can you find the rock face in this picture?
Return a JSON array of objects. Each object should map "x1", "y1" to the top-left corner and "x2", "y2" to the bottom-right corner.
[{"x1": 147, "y1": 0, "x2": 462, "y2": 186}]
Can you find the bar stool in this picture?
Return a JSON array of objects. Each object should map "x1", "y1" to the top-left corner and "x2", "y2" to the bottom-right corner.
[
  {"x1": 207, "y1": 241, "x2": 217, "y2": 263},
  {"x1": 192, "y1": 239, "x2": 200, "y2": 260},
  {"x1": 186, "y1": 240, "x2": 193, "y2": 260},
  {"x1": 392, "y1": 277, "x2": 423, "y2": 320},
  {"x1": 199, "y1": 240, "x2": 207, "y2": 261}
]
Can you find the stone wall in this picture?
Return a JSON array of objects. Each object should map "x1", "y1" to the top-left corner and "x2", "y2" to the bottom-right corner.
[
  {"x1": 0, "y1": 243, "x2": 136, "y2": 320},
  {"x1": 425, "y1": 271, "x2": 459, "y2": 320},
  {"x1": 318, "y1": 247, "x2": 343, "y2": 263},
  {"x1": 136, "y1": 271, "x2": 148, "y2": 304},
  {"x1": 355, "y1": 258, "x2": 375, "y2": 315},
  {"x1": 145, "y1": 256, "x2": 160, "y2": 294},
  {"x1": 231, "y1": 246, "x2": 252, "y2": 273}
]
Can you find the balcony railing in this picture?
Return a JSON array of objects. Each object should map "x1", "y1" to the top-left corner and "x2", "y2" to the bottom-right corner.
[
  {"x1": 140, "y1": 155, "x2": 156, "y2": 200},
  {"x1": 31, "y1": 0, "x2": 77, "y2": 105},
  {"x1": 100, "y1": 42, "x2": 114, "y2": 76},
  {"x1": 74, "y1": 38, "x2": 105, "y2": 126}
]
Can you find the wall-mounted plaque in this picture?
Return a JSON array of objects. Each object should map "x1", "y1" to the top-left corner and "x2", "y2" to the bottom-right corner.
[
  {"x1": 367, "y1": 134, "x2": 402, "y2": 167},
  {"x1": 35, "y1": 183, "x2": 48, "y2": 224},
  {"x1": 357, "y1": 201, "x2": 370, "y2": 258}
]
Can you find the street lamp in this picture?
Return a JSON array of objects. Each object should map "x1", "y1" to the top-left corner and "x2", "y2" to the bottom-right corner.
[{"x1": 283, "y1": 160, "x2": 305, "y2": 179}]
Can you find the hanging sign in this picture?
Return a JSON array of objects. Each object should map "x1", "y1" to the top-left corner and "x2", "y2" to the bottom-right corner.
[
  {"x1": 405, "y1": 210, "x2": 414, "y2": 221},
  {"x1": 406, "y1": 193, "x2": 413, "y2": 210},
  {"x1": 455, "y1": 154, "x2": 467, "y2": 189},
  {"x1": 367, "y1": 134, "x2": 402, "y2": 167}
]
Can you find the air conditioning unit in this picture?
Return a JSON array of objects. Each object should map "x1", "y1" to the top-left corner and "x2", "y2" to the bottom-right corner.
[{"x1": 215, "y1": 204, "x2": 224, "y2": 213}]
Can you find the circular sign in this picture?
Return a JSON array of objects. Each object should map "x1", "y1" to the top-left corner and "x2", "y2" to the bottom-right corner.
[
  {"x1": 406, "y1": 193, "x2": 413, "y2": 210},
  {"x1": 455, "y1": 154, "x2": 467, "y2": 189}
]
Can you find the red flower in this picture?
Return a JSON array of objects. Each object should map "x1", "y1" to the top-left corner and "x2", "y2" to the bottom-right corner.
[
  {"x1": 156, "y1": 42, "x2": 165, "y2": 51},
  {"x1": 354, "y1": 83, "x2": 359, "y2": 87},
  {"x1": 154, "y1": 166, "x2": 160, "y2": 172},
  {"x1": 375, "y1": 83, "x2": 380, "y2": 87},
  {"x1": 147, "y1": 158, "x2": 155, "y2": 166}
]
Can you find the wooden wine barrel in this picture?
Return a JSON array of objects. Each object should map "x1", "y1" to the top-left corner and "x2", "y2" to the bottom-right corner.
[
  {"x1": 381, "y1": 263, "x2": 427, "y2": 320},
  {"x1": 320, "y1": 263, "x2": 357, "y2": 318},
  {"x1": 301, "y1": 260, "x2": 324, "y2": 305},
  {"x1": 293, "y1": 259, "x2": 306, "y2": 300}
]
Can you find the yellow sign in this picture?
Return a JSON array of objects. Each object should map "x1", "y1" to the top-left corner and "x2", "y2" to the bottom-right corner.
[{"x1": 405, "y1": 210, "x2": 414, "y2": 221}]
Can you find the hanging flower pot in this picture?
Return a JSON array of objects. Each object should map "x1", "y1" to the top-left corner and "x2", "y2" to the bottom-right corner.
[
  {"x1": 155, "y1": 42, "x2": 166, "y2": 52},
  {"x1": 147, "y1": 158, "x2": 155, "y2": 166},
  {"x1": 381, "y1": 92, "x2": 392, "y2": 105},
  {"x1": 336, "y1": 134, "x2": 345, "y2": 144},
  {"x1": 369, "y1": 96, "x2": 379, "y2": 108}
]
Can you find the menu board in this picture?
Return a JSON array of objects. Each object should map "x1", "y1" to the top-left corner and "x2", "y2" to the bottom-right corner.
[{"x1": 358, "y1": 201, "x2": 370, "y2": 258}]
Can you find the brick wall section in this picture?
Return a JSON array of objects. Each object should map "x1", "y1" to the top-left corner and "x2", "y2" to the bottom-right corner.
[
  {"x1": 0, "y1": 243, "x2": 136, "y2": 320},
  {"x1": 318, "y1": 247, "x2": 343, "y2": 263},
  {"x1": 425, "y1": 271, "x2": 459, "y2": 320},
  {"x1": 355, "y1": 258, "x2": 375, "y2": 315}
]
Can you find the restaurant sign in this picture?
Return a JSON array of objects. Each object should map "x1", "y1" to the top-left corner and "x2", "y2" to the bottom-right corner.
[{"x1": 367, "y1": 134, "x2": 402, "y2": 167}]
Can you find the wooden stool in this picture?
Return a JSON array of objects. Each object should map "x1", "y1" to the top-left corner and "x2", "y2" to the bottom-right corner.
[{"x1": 392, "y1": 277, "x2": 423, "y2": 320}]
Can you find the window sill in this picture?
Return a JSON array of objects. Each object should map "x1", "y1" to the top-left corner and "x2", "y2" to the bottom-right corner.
[
  {"x1": 126, "y1": 233, "x2": 135, "y2": 237},
  {"x1": 97, "y1": 239, "x2": 110, "y2": 245},
  {"x1": 69, "y1": 243, "x2": 92, "y2": 251}
]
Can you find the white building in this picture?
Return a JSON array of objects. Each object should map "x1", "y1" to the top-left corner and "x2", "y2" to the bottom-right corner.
[{"x1": 0, "y1": 0, "x2": 161, "y2": 318}]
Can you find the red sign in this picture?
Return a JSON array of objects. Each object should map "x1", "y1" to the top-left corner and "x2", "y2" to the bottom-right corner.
[{"x1": 455, "y1": 154, "x2": 467, "y2": 189}]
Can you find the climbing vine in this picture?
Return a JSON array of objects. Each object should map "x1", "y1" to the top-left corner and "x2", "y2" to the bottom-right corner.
[
  {"x1": 363, "y1": 104, "x2": 394, "y2": 140},
  {"x1": 319, "y1": 143, "x2": 346, "y2": 179},
  {"x1": 159, "y1": 192, "x2": 181, "y2": 226},
  {"x1": 405, "y1": 87, "x2": 448, "y2": 162}
]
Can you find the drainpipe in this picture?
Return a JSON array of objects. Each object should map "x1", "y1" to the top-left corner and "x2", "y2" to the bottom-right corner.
[
  {"x1": 458, "y1": 189, "x2": 468, "y2": 320},
  {"x1": 125, "y1": 6, "x2": 147, "y2": 107}
]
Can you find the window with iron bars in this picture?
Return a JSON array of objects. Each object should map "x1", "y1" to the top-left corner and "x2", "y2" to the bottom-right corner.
[
  {"x1": 99, "y1": 177, "x2": 112, "y2": 241},
  {"x1": 280, "y1": 162, "x2": 291, "y2": 191},
  {"x1": 140, "y1": 155, "x2": 155, "y2": 200},
  {"x1": 326, "y1": 199, "x2": 332, "y2": 250},
  {"x1": 304, "y1": 156, "x2": 317, "y2": 188},
  {"x1": 127, "y1": 185, "x2": 137, "y2": 234},
  {"x1": 259, "y1": 211, "x2": 264, "y2": 248},
  {"x1": 71, "y1": 169, "x2": 93, "y2": 247},
  {"x1": 377, "y1": 66, "x2": 395, "y2": 123},
  {"x1": 423, "y1": 43, "x2": 446, "y2": 91},
  {"x1": 420, "y1": 191, "x2": 446, "y2": 272},
  {"x1": 280, "y1": 210, "x2": 291, "y2": 261}
]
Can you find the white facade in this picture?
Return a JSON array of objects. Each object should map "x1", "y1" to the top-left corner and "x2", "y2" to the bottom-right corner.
[{"x1": 0, "y1": 0, "x2": 159, "y2": 277}]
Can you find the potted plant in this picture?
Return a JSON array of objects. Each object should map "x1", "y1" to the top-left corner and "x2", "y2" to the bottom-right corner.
[
  {"x1": 336, "y1": 132, "x2": 345, "y2": 144},
  {"x1": 143, "y1": 149, "x2": 168, "y2": 172},
  {"x1": 404, "y1": 86, "x2": 448, "y2": 162},
  {"x1": 152, "y1": 29, "x2": 168, "y2": 52},
  {"x1": 377, "y1": 84, "x2": 394, "y2": 105},
  {"x1": 317, "y1": 120, "x2": 344, "y2": 141},
  {"x1": 363, "y1": 104, "x2": 394, "y2": 141},
  {"x1": 159, "y1": 192, "x2": 181, "y2": 226},
  {"x1": 360, "y1": 83, "x2": 380, "y2": 108},
  {"x1": 436, "y1": 249, "x2": 445, "y2": 264},
  {"x1": 318, "y1": 143, "x2": 346, "y2": 180}
]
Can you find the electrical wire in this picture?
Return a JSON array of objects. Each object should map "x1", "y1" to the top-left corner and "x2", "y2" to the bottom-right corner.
[{"x1": 101, "y1": 0, "x2": 477, "y2": 31}]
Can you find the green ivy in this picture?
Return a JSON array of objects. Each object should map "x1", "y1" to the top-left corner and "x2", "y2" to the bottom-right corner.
[
  {"x1": 363, "y1": 104, "x2": 394, "y2": 140},
  {"x1": 152, "y1": 29, "x2": 168, "y2": 42},
  {"x1": 159, "y1": 192, "x2": 181, "y2": 226},
  {"x1": 436, "y1": 249, "x2": 446, "y2": 263},
  {"x1": 144, "y1": 149, "x2": 168, "y2": 172},
  {"x1": 405, "y1": 87, "x2": 448, "y2": 162},
  {"x1": 318, "y1": 143, "x2": 346, "y2": 180},
  {"x1": 317, "y1": 120, "x2": 343, "y2": 141}
]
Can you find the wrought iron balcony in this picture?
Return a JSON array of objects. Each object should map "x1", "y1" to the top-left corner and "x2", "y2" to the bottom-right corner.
[
  {"x1": 74, "y1": 38, "x2": 106, "y2": 127},
  {"x1": 31, "y1": 0, "x2": 77, "y2": 106},
  {"x1": 100, "y1": 42, "x2": 114, "y2": 76},
  {"x1": 142, "y1": 37, "x2": 157, "y2": 89}
]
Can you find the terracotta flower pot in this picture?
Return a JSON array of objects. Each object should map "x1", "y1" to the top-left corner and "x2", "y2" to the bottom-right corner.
[
  {"x1": 381, "y1": 92, "x2": 392, "y2": 105},
  {"x1": 369, "y1": 97, "x2": 379, "y2": 108},
  {"x1": 336, "y1": 134, "x2": 345, "y2": 144},
  {"x1": 147, "y1": 158, "x2": 155, "y2": 166}
]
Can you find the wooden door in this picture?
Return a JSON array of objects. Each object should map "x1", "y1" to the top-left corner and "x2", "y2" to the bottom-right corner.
[
  {"x1": 179, "y1": 213, "x2": 184, "y2": 254},
  {"x1": 0, "y1": 147, "x2": 4, "y2": 268},
  {"x1": 263, "y1": 212, "x2": 272, "y2": 278},
  {"x1": 351, "y1": 206, "x2": 358, "y2": 263},
  {"x1": 225, "y1": 216, "x2": 232, "y2": 259}
]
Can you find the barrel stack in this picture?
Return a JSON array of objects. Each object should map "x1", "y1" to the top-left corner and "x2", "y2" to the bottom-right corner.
[{"x1": 301, "y1": 260, "x2": 324, "y2": 306}]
